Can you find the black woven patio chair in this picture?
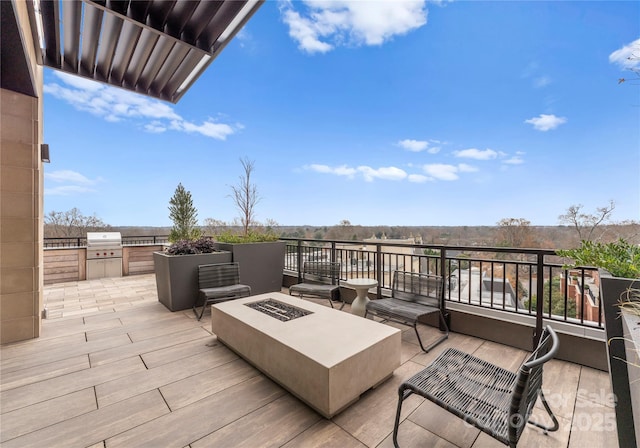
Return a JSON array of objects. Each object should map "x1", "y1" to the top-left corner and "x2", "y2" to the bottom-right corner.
[
  {"x1": 193, "y1": 262, "x2": 251, "y2": 320},
  {"x1": 392, "y1": 325, "x2": 560, "y2": 448},
  {"x1": 365, "y1": 271, "x2": 448, "y2": 352},
  {"x1": 289, "y1": 261, "x2": 343, "y2": 309}
]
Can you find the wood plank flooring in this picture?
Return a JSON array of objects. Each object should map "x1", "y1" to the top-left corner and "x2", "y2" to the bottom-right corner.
[{"x1": 0, "y1": 274, "x2": 619, "y2": 447}]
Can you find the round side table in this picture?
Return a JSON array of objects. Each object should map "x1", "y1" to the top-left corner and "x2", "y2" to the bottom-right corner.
[{"x1": 344, "y1": 278, "x2": 378, "y2": 317}]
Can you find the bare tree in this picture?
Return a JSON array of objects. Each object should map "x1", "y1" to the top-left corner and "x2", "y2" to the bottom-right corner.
[
  {"x1": 496, "y1": 218, "x2": 535, "y2": 248},
  {"x1": 45, "y1": 208, "x2": 110, "y2": 237},
  {"x1": 230, "y1": 157, "x2": 260, "y2": 237},
  {"x1": 558, "y1": 201, "x2": 615, "y2": 242},
  {"x1": 202, "y1": 218, "x2": 230, "y2": 236}
]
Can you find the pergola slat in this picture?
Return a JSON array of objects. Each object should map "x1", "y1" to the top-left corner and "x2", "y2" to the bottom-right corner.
[
  {"x1": 79, "y1": 4, "x2": 104, "y2": 77},
  {"x1": 62, "y1": 0, "x2": 81, "y2": 72},
  {"x1": 26, "y1": 0, "x2": 264, "y2": 103}
]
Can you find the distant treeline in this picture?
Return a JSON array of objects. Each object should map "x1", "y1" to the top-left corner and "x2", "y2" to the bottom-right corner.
[{"x1": 101, "y1": 223, "x2": 640, "y2": 250}]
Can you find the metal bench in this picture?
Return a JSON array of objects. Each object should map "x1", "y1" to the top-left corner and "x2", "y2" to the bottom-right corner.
[
  {"x1": 289, "y1": 261, "x2": 343, "y2": 309},
  {"x1": 392, "y1": 325, "x2": 560, "y2": 447},
  {"x1": 365, "y1": 270, "x2": 448, "y2": 352},
  {"x1": 193, "y1": 262, "x2": 251, "y2": 320}
]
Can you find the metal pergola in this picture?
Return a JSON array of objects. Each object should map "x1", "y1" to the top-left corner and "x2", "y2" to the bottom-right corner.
[{"x1": 25, "y1": 0, "x2": 264, "y2": 103}]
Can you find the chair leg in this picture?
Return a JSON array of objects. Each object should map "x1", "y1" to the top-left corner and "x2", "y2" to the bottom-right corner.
[
  {"x1": 527, "y1": 391, "x2": 559, "y2": 433},
  {"x1": 393, "y1": 386, "x2": 410, "y2": 448},
  {"x1": 193, "y1": 301, "x2": 207, "y2": 321},
  {"x1": 414, "y1": 313, "x2": 449, "y2": 353}
]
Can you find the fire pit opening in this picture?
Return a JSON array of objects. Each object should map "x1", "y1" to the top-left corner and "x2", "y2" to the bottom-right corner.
[{"x1": 245, "y1": 299, "x2": 313, "y2": 322}]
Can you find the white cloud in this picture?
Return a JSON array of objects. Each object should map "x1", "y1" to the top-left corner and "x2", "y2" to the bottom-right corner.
[
  {"x1": 398, "y1": 139, "x2": 428, "y2": 152},
  {"x1": 408, "y1": 174, "x2": 431, "y2": 183},
  {"x1": 453, "y1": 148, "x2": 498, "y2": 160},
  {"x1": 45, "y1": 170, "x2": 101, "y2": 185},
  {"x1": 170, "y1": 119, "x2": 236, "y2": 140},
  {"x1": 503, "y1": 156, "x2": 524, "y2": 165},
  {"x1": 305, "y1": 164, "x2": 411, "y2": 182},
  {"x1": 44, "y1": 170, "x2": 102, "y2": 196},
  {"x1": 357, "y1": 166, "x2": 407, "y2": 182},
  {"x1": 44, "y1": 71, "x2": 240, "y2": 140},
  {"x1": 280, "y1": 1, "x2": 427, "y2": 54},
  {"x1": 422, "y1": 164, "x2": 459, "y2": 181},
  {"x1": 53, "y1": 72, "x2": 103, "y2": 91},
  {"x1": 524, "y1": 114, "x2": 567, "y2": 131},
  {"x1": 397, "y1": 138, "x2": 441, "y2": 153},
  {"x1": 307, "y1": 159, "x2": 479, "y2": 183},
  {"x1": 457, "y1": 163, "x2": 478, "y2": 172},
  {"x1": 144, "y1": 121, "x2": 167, "y2": 133},
  {"x1": 44, "y1": 185, "x2": 97, "y2": 196},
  {"x1": 306, "y1": 164, "x2": 357, "y2": 177},
  {"x1": 609, "y1": 38, "x2": 640, "y2": 70}
]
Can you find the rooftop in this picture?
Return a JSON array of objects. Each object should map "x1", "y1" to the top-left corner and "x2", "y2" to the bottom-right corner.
[{"x1": 1, "y1": 274, "x2": 617, "y2": 447}]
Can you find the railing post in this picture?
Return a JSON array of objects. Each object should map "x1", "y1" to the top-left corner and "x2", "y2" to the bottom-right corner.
[
  {"x1": 534, "y1": 252, "x2": 545, "y2": 348},
  {"x1": 376, "y1": 243, "x2": 382, "y2": 298},
  {"x1": 330, "y1": 241, "x2": 336, "y2": 263},
  {"x1": 297, "y1": 240, "x2": 303, "y2": 283},
  {"x1": 440, "y1": 247, "x2": 446, "y2": 309}
]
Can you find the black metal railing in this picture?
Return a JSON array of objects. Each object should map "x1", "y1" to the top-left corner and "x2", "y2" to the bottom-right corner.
[
  {"x1": 44, "y1": 237, "x2": 86, "y2": 248},
  {"x1": 43, "y1": 234, "x2": 603, "y2": 343},
  {"x1": 44, "y1": 235, "x2": 169, "y2": 248},
  {"x1": 281, "y1": 237, "x2": 602, "y2": 345},
  {"x1": 121, "y1": 235, "x2": 169, "y2": 245}
]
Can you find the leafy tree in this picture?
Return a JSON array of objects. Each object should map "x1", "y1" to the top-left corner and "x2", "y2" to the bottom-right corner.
[
  {"x1": 168, "y1": 183, "x2": 201, "y2": 242},
  {"x1": 525, "y1": 277, "x2": 576, "y2": 318},
  {"x1": 558, "y1": 201, "x2": 615, "y2": 243},
  {"x1": 423, "y1": 248, "x2": 440, "y2": 274},
  {"x1": 45, "y1": 208, "x2": 110, "y2": 237},
  {"x1": 230, "y1": 157, "x2": 260, "y2": 237}
]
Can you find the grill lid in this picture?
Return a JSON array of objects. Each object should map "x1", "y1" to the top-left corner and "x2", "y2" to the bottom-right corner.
[{"x1": 87, "y1": 232, "x2": 122, "y2": 248}]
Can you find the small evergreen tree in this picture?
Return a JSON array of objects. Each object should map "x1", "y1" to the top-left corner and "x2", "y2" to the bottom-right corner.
[{"x1": 168, "y1": 183, "x2": 201, "y2": 242}]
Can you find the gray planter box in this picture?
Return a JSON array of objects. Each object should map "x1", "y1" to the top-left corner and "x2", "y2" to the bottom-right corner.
[
  {"x1": 600, "y1": 270, "x2": 640, "y2": 448},
  {"x1": 216, "y1": 241, "x2": 286, "y2": 295},
  {"x1": 623, "y1": 311, "x2": 640, "y2": 447},
  {"x1": 153, "y1": 251, "x2": 232, "y2": 312}
]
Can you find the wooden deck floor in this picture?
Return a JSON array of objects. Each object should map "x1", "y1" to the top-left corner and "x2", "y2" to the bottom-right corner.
[{"x1": 1, "y1": 274, "x2": 618, "y2": 447}]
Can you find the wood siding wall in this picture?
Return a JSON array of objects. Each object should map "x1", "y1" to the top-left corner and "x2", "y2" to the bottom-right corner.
[{"x1": 44, "y1": 245, "x2": 162, "y2": 285}]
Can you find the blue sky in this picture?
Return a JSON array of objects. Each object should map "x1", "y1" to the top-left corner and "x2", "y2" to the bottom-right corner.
[{"x1": 43, "y1": 1, "x2": 640, "y2": 228}]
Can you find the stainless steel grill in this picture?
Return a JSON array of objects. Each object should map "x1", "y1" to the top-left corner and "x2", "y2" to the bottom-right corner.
[{"x1": 86, "y1": 232, "x2": 123, "y2": 279}]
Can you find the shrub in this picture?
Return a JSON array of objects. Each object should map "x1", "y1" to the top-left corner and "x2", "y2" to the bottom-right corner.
[
  {"x1": 215, "y1": 230, "x2": 279, "y2": 244},
  {"x1": 165, "y1": 237, "x2": 218, "y2": 255},
  {"x1": 556, "y1": 238, "x2": 640, "y2": 279}
]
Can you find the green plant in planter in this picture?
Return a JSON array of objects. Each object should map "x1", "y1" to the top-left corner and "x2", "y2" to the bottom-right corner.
[
  {"x1": 556, "y1": 238, "x2": 640, "y2": 279},
  {"x1": 165, "y1": 237, "x2": 219, "y2": 255},
  {"x1": 215, "y1": 230, "x2": 279, "y2": 244},
  {"x1": 559, "y1": 239, "x2": 640, "y2": 448}
]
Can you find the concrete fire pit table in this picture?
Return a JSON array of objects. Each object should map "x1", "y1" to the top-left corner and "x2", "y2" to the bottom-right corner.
[{"x1": 211, "y1": 292, "x2": 401, "y2": 418}]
